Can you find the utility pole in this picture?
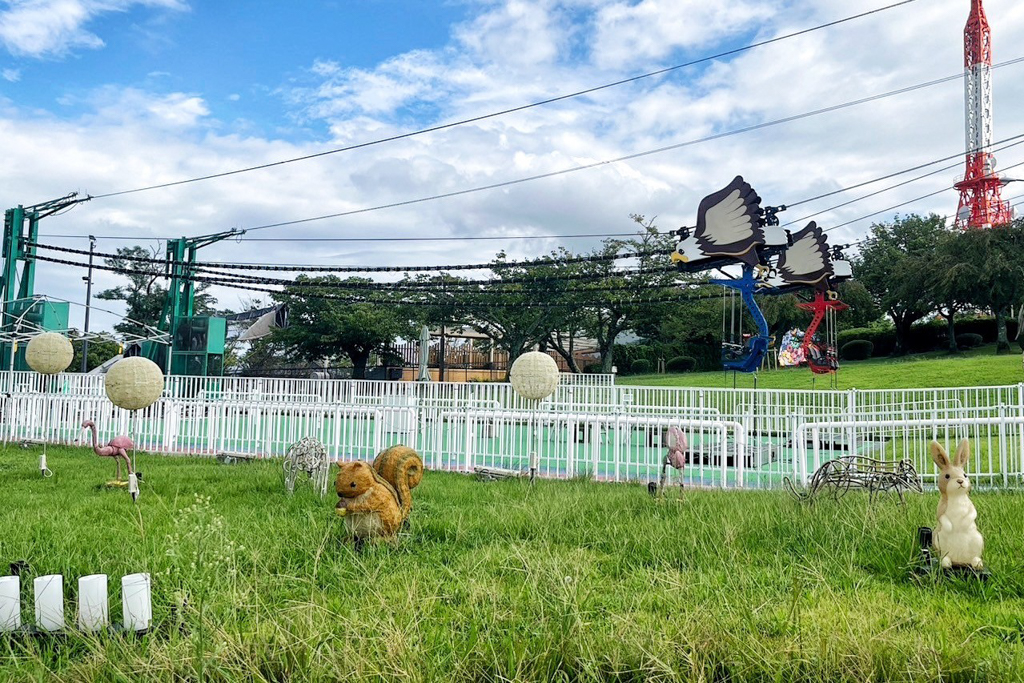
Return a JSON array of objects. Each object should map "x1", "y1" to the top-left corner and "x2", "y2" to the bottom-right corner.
[{"x1": 80, "y1": 235, "x2": 96, "y2": 372}]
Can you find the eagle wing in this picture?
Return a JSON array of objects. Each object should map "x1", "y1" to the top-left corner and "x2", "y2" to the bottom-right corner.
[
  {"x1": 776, "y1": 222, "x2": 833, "y2": 286},
  {"x1": 694, "y1": 175, "x2": 765, "y2": 267}
]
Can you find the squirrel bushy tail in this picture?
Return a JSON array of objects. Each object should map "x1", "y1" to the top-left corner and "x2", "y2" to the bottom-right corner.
[{"x1": 372, "y1": 445, "x2": 423, "y2": 519}]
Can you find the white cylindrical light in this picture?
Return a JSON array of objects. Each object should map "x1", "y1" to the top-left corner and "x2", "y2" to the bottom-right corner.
[
  {"x1": 121, "y1": 573, "x2": 151, "y2": 632},
  {"x1": 0, "y1": 576, "x2": 20, "y2": 632},
  {"x1": 34, "y1": 574, "x2": 64, "y2": 632},
  {"x1": 78, "y1": 574, "x2": 109, "y2": 632}
]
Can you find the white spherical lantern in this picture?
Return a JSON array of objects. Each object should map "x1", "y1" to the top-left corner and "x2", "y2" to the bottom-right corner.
[
  {"x1": 104, "y1": 357, "x2": 165, "y2": 411},
  {"x1": 509, "y1": 351, "x2": 559, "y2": 401},
  {"x1": 25, "y1": 333, "x2": 73, "y2": 375}
]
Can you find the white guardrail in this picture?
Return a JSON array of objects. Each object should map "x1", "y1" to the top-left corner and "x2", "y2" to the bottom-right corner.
[{"x1": 3, "y1": 371, "x2": 1024, "y2": 489}]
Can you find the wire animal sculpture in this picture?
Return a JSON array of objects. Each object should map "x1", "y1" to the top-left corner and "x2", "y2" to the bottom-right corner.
[
  {"x1": 784, "y1": 456, "x2": 923, "y2": 504},
  {"x1": 284, "y1": 437, "x2": 330, "y2": 497}
]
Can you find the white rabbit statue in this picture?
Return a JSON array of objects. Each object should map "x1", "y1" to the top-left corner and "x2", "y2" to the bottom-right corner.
[{"x1": 930, "y1": 439, "x2": 984, "y2": 570}]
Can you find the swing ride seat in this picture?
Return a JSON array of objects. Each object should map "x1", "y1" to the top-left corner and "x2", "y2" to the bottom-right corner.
[{"x1": 721, "y1": 336, "x2": 770, "y2": 374}]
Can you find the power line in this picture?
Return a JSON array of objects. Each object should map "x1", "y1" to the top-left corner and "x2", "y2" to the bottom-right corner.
[
  {"x1": 28, "y1": 252, "x2": 703, "y2": 309},
  {"x1": 824, "y1": 158, "x2": 1024, "y2": 235},
  {"x1": 28, "y1": 241, "x2": 670, "y2": 273},
  {"x1": 234, "y1": 64, "x2": 1012, "y2": 236},
  {"x1": 35, "y1": 231, "x2": 642, "y2": 243},
  {"x1": 41, "y1": 61, "x2": 1024, "y2": 247},
  {"x1": 87, "y1": 1, "x2": 920, "y2": 201}
]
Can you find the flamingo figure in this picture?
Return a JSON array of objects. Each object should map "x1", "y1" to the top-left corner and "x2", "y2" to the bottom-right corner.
[
  {"x1": 657, "y1": 426, "x2": 688, "y2": 494},
  {"x1": 81, "y1": 420, "x2": 134, "y2": 481}
]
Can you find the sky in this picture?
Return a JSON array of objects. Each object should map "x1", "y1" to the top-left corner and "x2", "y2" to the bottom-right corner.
[{"x1": 2, "y1": 0, "x2": 1024, "y2": 336}]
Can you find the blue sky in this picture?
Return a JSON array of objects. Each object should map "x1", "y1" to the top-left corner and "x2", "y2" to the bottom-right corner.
[
  {"x1": 1, "y1": 0, "x2": 1024, "y2": 333},
  {"x1": 3, "y1": 1, "x2": 475, "y2": 138}
]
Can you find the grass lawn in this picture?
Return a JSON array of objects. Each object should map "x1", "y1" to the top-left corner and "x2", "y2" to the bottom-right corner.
[
  {"x1": 621, "y1": 343, "x2": 1024, "y2": 391},
  {"x1": 3, "y1": 446, "x2": 1024, "y2": 681}
]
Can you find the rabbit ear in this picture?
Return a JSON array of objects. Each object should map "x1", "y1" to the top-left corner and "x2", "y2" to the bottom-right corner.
[
  {"x1": 954, "y1": 438, "x2": 971, "y2": 467},
  {"x1": 930, "y1": 441, "x2": 951, "y2": 469}
]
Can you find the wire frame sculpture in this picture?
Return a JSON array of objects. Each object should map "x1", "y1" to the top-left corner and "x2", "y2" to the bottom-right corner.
[
  {"x1": 283, "y1": 437, "x2": 331, "y2": 498},
  {"x1": 784, "y1": 456, "x2": 923, "y2": 504}
]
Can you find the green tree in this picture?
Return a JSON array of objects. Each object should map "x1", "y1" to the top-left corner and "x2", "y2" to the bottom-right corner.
[
  {"x1": 271, "y1": 276, "x2": 413, "y2": 378},
  {"x1": 96, "y1": 245, "x2": 215, "y2": 336},
  {"x1": 929, "y1": 228, "x2": 977, "y2": 354},
  {"x1": 833, "y1": 280, "x2": 882, "y2": 331},
  {"x1": 71, "y1": 337, "x2": 122, "y2": 373},
  {"x1": 947, "y1": 220, "x2": 1024, "y2": 354},
  {"x1": 578, "y1": 216, "x2": 679, "y2": 373},
  {"x1": 854, "y1": 214, "x2": 945, "y2": 355},
  {"x1": 461, "y1": 251, "x2": 571, "y2": 375}
]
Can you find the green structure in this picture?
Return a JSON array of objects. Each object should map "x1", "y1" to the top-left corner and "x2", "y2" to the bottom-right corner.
[
  {"x1": 1, "y1": 195, "x2": 83, "y2": 371},
  {"x1": 140, "y1": 229, "x2": 241, "y2": 377},
  {"x1": 1, "y1": 195, "x2": 237, "y2": 378}
]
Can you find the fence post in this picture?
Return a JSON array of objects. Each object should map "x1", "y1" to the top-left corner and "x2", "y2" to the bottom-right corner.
[{"x1": 999, "y1": 404, "x2": 1008, "y2": 487}]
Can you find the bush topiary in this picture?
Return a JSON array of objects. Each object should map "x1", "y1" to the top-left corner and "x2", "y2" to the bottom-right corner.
[
  {"x1": 955, "y1": 332, "x2": 984, "y2": 349},
  {"x1": 630, "y1": 359, "x2": 652, "y2": 374},
  {"x1": 840, "y1": 340, "x2": 873, "y2": 361},
  {"x1": 666, "y1": 356, "x2": 696, "y2": 372}
]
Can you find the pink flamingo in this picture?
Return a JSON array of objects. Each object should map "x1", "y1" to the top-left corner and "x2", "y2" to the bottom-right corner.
[
  {"x1": 81, "y1": 420, "x2": 134, "y2": 481},
  {"x1": 658, "y1": 426, "x2": 688, "y2": 493}
]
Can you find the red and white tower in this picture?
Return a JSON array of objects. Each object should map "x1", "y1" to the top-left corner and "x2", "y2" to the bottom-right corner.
[{"x1": 955, "y1": 0, "x2": 1013, "y2": 229}]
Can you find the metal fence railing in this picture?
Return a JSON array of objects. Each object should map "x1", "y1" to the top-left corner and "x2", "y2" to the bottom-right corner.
[{"x1": 4, "y1": 371, "x2": 1024, "y2": 489}]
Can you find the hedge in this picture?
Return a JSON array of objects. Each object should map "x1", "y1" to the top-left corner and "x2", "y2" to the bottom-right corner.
[
  {"x1": 840, "y1": 340, "x2": 874, "y2": 361},
  {"x1": 955, "y1": 332, "x2": 984, "y2": 349},
  {"x1": 666, "y1": 356, "x2": 697, "y2": 372},
  {"x1": 630, "y1": 359, "x2": 653, "y2": 374},
  {"x1": 835, "y1": 317, "x2": 1019, "y2": 357}
]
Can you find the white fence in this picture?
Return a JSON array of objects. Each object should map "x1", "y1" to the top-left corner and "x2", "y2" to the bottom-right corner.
[{"x1": 3, "y1": 371, "x2": 1024, "y2": 490}]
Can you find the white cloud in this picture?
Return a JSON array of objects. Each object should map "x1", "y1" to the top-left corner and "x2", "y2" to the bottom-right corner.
[
  {"x1": 1, "y1": 67, "x2": 19, "y2": 81},
  {"x1": 591, "y1": 0, "x2": 777, "y2": 69},
  {"x1": 0, "y1": 0, "x2": 186, "y2": 58},
  {"x1": 3, "y1": 0, "x2": 1024, "y2": 335}
]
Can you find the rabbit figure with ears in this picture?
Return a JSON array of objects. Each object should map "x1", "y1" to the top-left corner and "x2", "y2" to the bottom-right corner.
[{"x1": 930, "y1": 439, "x2": 984, "y2": 570}]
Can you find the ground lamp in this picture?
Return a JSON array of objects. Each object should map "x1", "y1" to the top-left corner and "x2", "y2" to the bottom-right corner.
[
  {"x1": 25, "y1": 332, "x2": 74, "y2": 477},
  {"x1": 0, "y1": 571, "x2": 152, "y2": 634},
  {"x1": 103, "y1": 356, "x2": 165, "y2": 501},
  {"x1": 508, "y1": 351, "x2": 559, "y2": 482},
  {"x1": 33, "y1": 574, "x2": 63, "y2": 632},
  {"x1": 0, "y1": 575, "x2": 20, "y2": 631}
]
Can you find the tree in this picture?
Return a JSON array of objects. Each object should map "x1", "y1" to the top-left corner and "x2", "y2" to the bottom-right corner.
[
  {"x1": 930, "y1": 228, "x2": 977, "y2": 354},
  {"x1": 833, "y1": 280, "x2": 882, "y2": 331},
  {"x1": 271, "y1": 276, "x2": 413, "y2": 378},
  {"x1": 578, "y1": 216, "x2": 679, "y2": 373},
  {"x1": 461, "y1": 251, "x2": 572, "y2": 375},
  {"x1": 71, "y1": 338, "x2": 122, "y2": 373},
  {"x1": 946, "y1": 220, "x2": 1024, "y2": 354},
  {"x1": 854, "y1": 214, "x2": 945, "y2": 355},
  {"x1": 96, "y1": 245, "x2": 215, "y2": 336}
]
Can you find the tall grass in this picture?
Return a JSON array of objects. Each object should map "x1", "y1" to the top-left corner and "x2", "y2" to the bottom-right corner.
[{"x1": 2, "y1": 445, "x2": 1024, "y2": 681}]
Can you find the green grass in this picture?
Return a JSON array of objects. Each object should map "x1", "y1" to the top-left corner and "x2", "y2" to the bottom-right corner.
[
  {"x1": 3, "y1": 447, "x2": 1024, "y2": 681},
  {"x1": 621, "y1": 343, "x2": 1024, "y2": 391}
]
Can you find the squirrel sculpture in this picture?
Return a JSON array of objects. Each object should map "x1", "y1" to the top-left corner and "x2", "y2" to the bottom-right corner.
[{"x1": 335, "y1": 445, "x2": 423, "y2": 546}]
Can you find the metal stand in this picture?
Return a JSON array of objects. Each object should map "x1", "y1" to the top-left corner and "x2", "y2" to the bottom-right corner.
[{"x1": 911, "y1": 527, "x2": 990, "y2": 581}]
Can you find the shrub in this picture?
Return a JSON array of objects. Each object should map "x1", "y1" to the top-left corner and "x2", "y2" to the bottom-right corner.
[
  {"x1": 666, "y1": 356, "x2": 696, "y2": 372},
  {"x1": 630, "y1": 359, "x2": 652, "y2": 374},
  {"x1": 840, "y1": 340, "x2": 873, "y2": 361},
  {"x1": 955, "y1": 332, "x2": 984, "y2": 349},
  {"x1": 583, "y1": 363, "x2": 603, "y2": 374},
  {"x1": 837, "y1": 327, "x2": 895, "y2": 356}
]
